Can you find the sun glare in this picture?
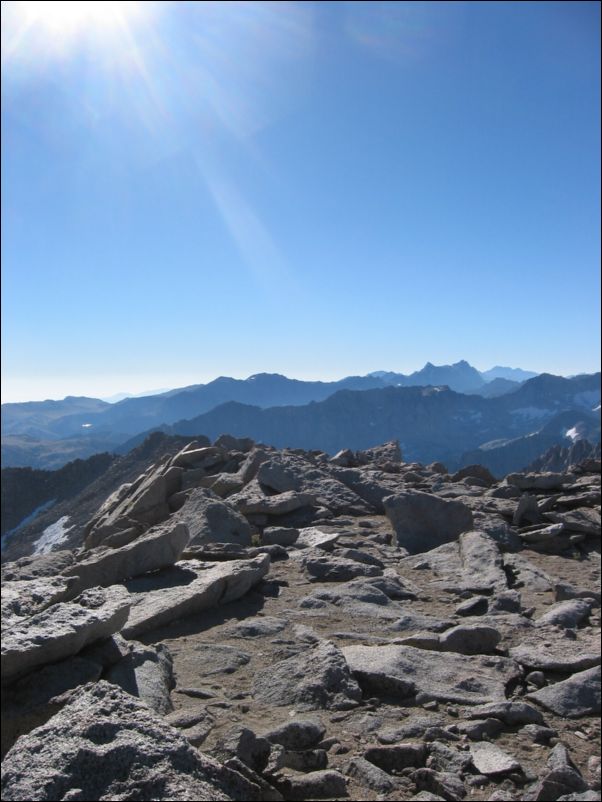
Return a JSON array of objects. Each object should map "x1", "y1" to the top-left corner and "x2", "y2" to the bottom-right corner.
[{"x1": 18, "y1": 0, "x2": 142, "y2": 35}]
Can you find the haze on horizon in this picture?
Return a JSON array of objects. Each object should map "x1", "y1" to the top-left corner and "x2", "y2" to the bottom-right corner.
[{"x1": 2, "y1": 1, "x2": 600, "y2": 406}]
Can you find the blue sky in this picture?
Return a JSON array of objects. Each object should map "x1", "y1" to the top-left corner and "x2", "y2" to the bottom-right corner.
[{"x1": 2, "y1": 0, "x2": 600, "y2": 402}]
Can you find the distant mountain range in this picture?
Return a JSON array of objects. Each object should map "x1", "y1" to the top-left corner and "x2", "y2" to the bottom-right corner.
[
  {"x1": 2, "y1": 361, "x2": 532, "y2": 441},
  {"x1": 1, "y1": 362, "x2": 599, "y2": 473}
]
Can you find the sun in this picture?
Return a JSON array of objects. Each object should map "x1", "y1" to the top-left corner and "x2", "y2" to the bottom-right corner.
[{"x1": 12, "y1": 1, "x2": 144, "y2": 40}]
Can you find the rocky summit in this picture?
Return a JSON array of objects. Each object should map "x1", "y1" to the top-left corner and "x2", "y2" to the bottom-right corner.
[{"x1": 1, "y1": 437, "x2": 600, "y2": 802}]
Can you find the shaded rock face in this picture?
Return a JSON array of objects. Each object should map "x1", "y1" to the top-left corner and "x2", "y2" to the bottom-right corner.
[
  {"x1": 384, "y1": 491, "x2": 474, "y2": 553},
  {"x1": 0, "y1": 682, "x2": 241, "y2": 802},
  {"x1": 1, "y1": 438, "x2": 600, "y2": 802}
]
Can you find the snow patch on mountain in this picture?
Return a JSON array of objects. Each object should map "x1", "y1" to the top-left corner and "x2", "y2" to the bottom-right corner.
[
  {"x1": 1, "y1": 499, "x2": 57, "y2": 550},
  {"x1": 32, "y1": 516, "x2": 74, "y2": 555}
]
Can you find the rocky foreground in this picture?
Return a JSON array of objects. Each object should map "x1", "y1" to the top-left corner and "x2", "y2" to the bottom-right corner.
[{"x1": 1, "y1": 438, "x2": 600, "y2": 801}]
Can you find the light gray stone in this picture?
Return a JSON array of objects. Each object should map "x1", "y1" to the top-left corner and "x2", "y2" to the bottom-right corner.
[
  {"x1": 174, "y1": 488, "x2": 251, "y2": 547},
  {"x1": 343, "y1": 644, "x2": 520, "y2": 705},
  {"x1": 506, "y1": 472, "x2": 574, "y2": 491},
  {"x1": 295, "y1": 527, "x2": 341, "y2": 551},
  {"x1": 304, "y1": 554, "x2": 383, "y2": 582},
  {"x1": 1, "y1": 575, "x2": 79, "y2": 629},
  {"x1": 458, "y1": 530, "x2": 507, "y2": 593},
  {"x1": 1, "y1": 585, "x2": 131, "y2": 684},
  {"x1": 276, "y1": 770, "x2": 347, "y2": 801},
  {"x1": 438, "y1": 624, "x2": 501, "y2": 655},
  {"x1": 66, "y1": 522, "x2": 190, "y2": 594},
  {"x1": 527, "y1": 666, "x2": 601, "y2": 717},
  {"x1": 535, "y1": 599, "x2": 592, "y2": 628},
  {"x1": 122, "y1": 554, "x2": 270, "y2": 638},
  {"x1": 222, "y1": 616, "x2": 288, "y2": 639},
  {"x1": 262, "y1": 527, "x2": 299, "y2": 546},
  {"x1": 465, "y1": 700, "x2": 544, "y2": 726},
  {"x1": 470, "y1": 742, "x2": 521, "y2": 775},
  {"x1": 253, "y1": 640, "x2": 362, "y2": 711},
  {"x1": 510, "y1": 628, "x2": 601, "y2": 673}
]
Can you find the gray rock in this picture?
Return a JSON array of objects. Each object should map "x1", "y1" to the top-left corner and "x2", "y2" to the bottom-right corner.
[
  {"x1": 438, "y1": 624, "x2": 501, "y2": 655},
  {"x1": 1, "y1": 575, "x2": 79, "y2": 629},
  {"x1": 283, "y1": 749, "x2": 328, "y2": 772},
  {"x1": 544, "y1": 508, "x2": 601, "y2": 536},
  {"x1": 329, "y1": 468, "x2": 392, "y2": 513},
  {"x1": 504, "y1": 553, "x2": 555, "y2": 592},
  {"x1": 106, "y1": 641, "x2": 174, "y2": 714},
  {"x1": 0, "y1": 681, "x2": 249, "y2": 801},
  {"x1": 80, "y1": 633, "x2": 131, "y2": 669},
  {"x1": 452, "y1": 718, "x2": 504, "y2": 740},
  {"x1": 1, "y1": 655, "x2": 103, "y2": 758},
  {"x1": 164, "y1": 705, "x2": 215, "y2": 747},
  {"x1": 86, "y1": 462, "x2": 183, "y2": 544},
  {"x1": 535, "y1": 599, "x2": 592, "y2": 628},
  {"x1": 426, "y1": 741, "x2": 472, "y2": 773},
  {"x1": 264, "y1": 719, "x2": 326, "y2": 750},
  {"x1": 223, "y1": 616, "x2": 288, "y2": 638},
  {"x1": 510, "y1": 628, "x2": 601, "y2": 673},
  {"x1": 229, "y1": 481, "x2": 315, "y2": 516},
  {"x1": 223, "y1": 757, "x2": 283, "y2": 802},
  {"x1": 335, "y1": 547, "x2": 385, "y2": 568},
  {"x1": 527, "y1": 666, "x2": 601, "y2": 717},
  {"x1": 470, "y1": 742, "x2": 522, "y2": 775},
  {"x1": 455, "y1": 596, "x2": 489, "y2": 616},
  {"x1": 184, "y1": 644, "x2": 251, "y2": 677},
  {"x1": 304, "y1": 555, "x2": 383, "y2": 582},
  {"x1": 346, "y1": 756, "x2": 399, "y2": 792},
  {"x1": 258, "y1": 455, "x2": 371, "y2": 515},
  {"x1": 214, "y1": 727, "x2": 271, "y2": 773},
  {"x1": 172, "y1": 444, "x2": 225, "y2": 469},
  {"x1": 364, "y1": 742, "x2": 427, "y2": 772},
  {"x1": 65, "y1": 522, "x2": 190, "y2": 594},
  {"x1": 412, "y1": 767, "x2": 466, "y2": 800},
  {"x1": 214, "y1": 434, "x2": 255, "y2": 452},
  {"x1": 1, "y1": 550, "x2": 76, "y2": 582},
  {"x1": 525, "y1": 743, "x2": 588, "y2": 801},
  {"x1": 175, "y1": 488, "x2": 252, "y2": 546},
  {"x1": 506, "y1": 472, "x2": 573, "y2": 491},
  {"x1": 458, "y1": 530, "x2": 507, "y2": 593},
  {"x1": 262, "y1": 527, "x2": 299, "y2": 546},
  {"x1": 276, "y1": 769, "x2": 347, "y2": 800},
  {"x1": 369, "y1": 573, "x2": 419, "y2": 600},
  {"x1": 122, "y1": 554, "x2": 270, "y2": 638},
  {"x1": 521, "y1": 724, "x2": 557, "y2": 744},
  {"x1": 488, "y1": 589, "x2": 523, "y2": 613},
  {"x1": 208, "y1": 473, "x2": 245, "y2": 498},
  {"x1": 453, "y1": 465, "x2": 496, "y2": 485},
  {"x1": 384, "y1": 492, "x2": 473, "y2": 554},
  {"x1": 1, "y1": 585, "x2": 131, "y2": 684},
  {"x1": 342, "y1": 644, "x2": 520, "y2": 705},
  {"x1": 466, "y1": 701, "x2": 545, "y2": 726},
  {"x1": 377, "y1": 715, "x2": 445, "y2": 743},
  {"x1": 253, "y1": 640, "x2": 362, "y2": 711},
  {"x1": 295, "y1": 527, "x2": 341, "y2": 551},
  {"x1": 513, "y1": 494, "x2": 542, "y2": 526},
  {"x1": 554, "y1": 580, "x2": 601, "y2": 606}
]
